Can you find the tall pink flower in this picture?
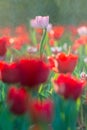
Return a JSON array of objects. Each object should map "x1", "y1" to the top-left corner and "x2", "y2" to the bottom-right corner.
[{"x1": 30, "y1": 16, "x2": 52, "y2": 31}]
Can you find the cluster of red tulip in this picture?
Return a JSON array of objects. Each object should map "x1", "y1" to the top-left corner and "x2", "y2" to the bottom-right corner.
[{"x1": 0, "y1": 16, "x2": 86, "y2": 130}]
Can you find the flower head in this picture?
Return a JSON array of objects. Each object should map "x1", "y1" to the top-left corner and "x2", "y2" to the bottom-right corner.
[
  {"x1": 77, "y1": 26, "x2": 87, "y2": 36},
  {"x1": 0, "y1": 37, "x2": 7, "y2": 56},
  {"x1": 29, "y1": 99, "x2": 53, "y2": 123},
  {"x1": 30, "y1": 16, "x2": 52, "y2": 31},
  {"x1": 49, "y1": 26, "x2": 64, "y2": 39},
  {"x1": 17, "y1": 58, "x2": 50, "y2": 88},
  {"x1": 7, "y1": 86, "x2": 29, "y2": 115},
  {"x1": 1, "y1": 62, "x2": 20, "y2": 83},
  {"x1": 53, "y1": 74, "x2": 85, "y2": 100},
  {"x1": 56, "y1": 52, "x2": 78, "y2": 73}
]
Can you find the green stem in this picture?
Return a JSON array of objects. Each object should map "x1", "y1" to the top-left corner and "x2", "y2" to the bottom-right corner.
[
  {"x1": 80, "y1": 102, "x2": 84, "y2": 130},
  {"x1": 30, "y1": 28, "x2": 37, "y2": 45},
  {"x1": 40, "y1": 28, "x2": 47, "y2": 57}
]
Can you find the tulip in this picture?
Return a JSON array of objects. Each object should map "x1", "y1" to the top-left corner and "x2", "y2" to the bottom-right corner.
[
  {"x1": 0, "y1": 37, "x2": 7, "y2": 56},
  {"x1": 18, "y1": 58, "x2": 50, "y2": 88},
  {"x1": 49, "y1": 26, "x2": 64, "y2": 40},
  {"x1": 7, "y1": 86, "x2": 29, "y2": 115},
  {"x1": 77, "y1": 26, "x2": 87, "y2": 36},
  {"x1": 30, "y1": 16, "x2": 52, "y2": 31},
  {"x1": 30, "y1": 16, "x2": 49, "y2": 28},
  {"x1": 53, "y1": 74, "x2": 85, "y2": 100},
  {"x1": 29, "y1": 99, "x2": 53, "y2": 123},
  {"x1": 1, "y1": 62, "x2": 20, "y2": 83},
  {"x1": 56, "y1": 52, "x2": 78, "y2": 73}
]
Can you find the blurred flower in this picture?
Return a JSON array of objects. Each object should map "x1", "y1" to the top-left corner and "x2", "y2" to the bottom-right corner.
[
  {"x1": 77, "y1": 36, "x2": 87, "y2": 45},
  {"x1": 18, "y1": 58, "x2": 50, "y2": 88},
  {"x1": 0, "y1": 55, "x2": 5, "y2": 61},
  {"x1": 56, "y1": 52, "x2": 78, "y2": 73},
  {"x1": 63, "y1": 43, "x2": 68, "y2": 51},
  {"x1": 35, "y1": 28, "x2": 43, "y2": 35},
  {"x1": 73, "y1": 35, "x2": 87, "y2": 50},
  {"x1": 9, "y1": 35, "x2": 30, "y2": 50},
  {"x1": 0, "y1": 37, "x2": 7, "y2": 56},
  {"x1": 49, "y1": 26, "x2": 64, "y2": 40},
  {"x1": 80, "y1": 72, "x2": 86, "y2": 79},
  {"x1": 7, "y1": 25, "x2": 30, "y2": 50},
  {"x1": 68, "y1": 25, "x2": 77, "y2": 36},
  {"x1": 1, "y1": 62, "x2": 20, "y2": 83},
  {"x1": 0, "y1": 27, "x2": 11, "y2": 36},
  {"x1": 49, "y1": 38, "x2": 55, "y2": 46},
  {"x1": 30, "y1": 16, "x2": 51, "y2": 31},
  {"x1": 7, "y1": 86, "x2": 29, "y2": 115},
  {"x1": 0, "y1": 61, "x2": 5, "y2": 80},
  {"x1": 27, "y1": 46, "x2": 38, "y2": 53},
  {"x1": 80, "y1": 72, "x2": 87, "y2": 80},
  {"x1": 53, "y1": 74, "x2": 85, "y2": 100},
  {"x1": 29, "y1": 99, "x2": 53, "y2": 123},
  {"x1": 15, "y1": 25, "x2": 27, "y2": 35},
  {"x1": 47, "y1": 23, "x2": 52, "y2": 32},
  {"x1": 77, "y1": 26, "x2": 87, "y2": 36},
  {"x1": 51, "y1": 46, "x2": 62, "y2": 54}
]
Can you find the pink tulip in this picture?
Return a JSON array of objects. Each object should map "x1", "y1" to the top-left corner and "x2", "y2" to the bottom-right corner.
[{"x1": 30, "y1": 16, "x2": 52, "y2": 31}]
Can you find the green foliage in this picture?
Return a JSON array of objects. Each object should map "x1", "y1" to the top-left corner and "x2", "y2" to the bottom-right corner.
[{"x1": 52, "y1": 93, "x2": 81, "y2": 130}]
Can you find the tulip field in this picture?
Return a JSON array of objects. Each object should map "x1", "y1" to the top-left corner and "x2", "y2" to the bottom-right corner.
[{"x1": 0, "y1": 16, "x2": 87, "y2": 130}]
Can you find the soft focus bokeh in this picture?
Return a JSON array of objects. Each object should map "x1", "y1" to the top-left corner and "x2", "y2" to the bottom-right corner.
[
  {"x1": 0, "y1": 0, "x2": 87, "y2": 27},
  {"x1": 0, "y1": 1, "x2": 87, "y2": 130}
]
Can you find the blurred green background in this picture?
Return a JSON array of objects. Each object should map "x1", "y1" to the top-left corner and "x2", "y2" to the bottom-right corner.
[{"x1": 0, "y1": 0, "x2": 87, "y2": 27}]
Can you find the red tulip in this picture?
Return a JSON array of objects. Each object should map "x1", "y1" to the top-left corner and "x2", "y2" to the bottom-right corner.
[
  {"x1": 18, "y1": 58, "x2": 50, "y2": 88},
  {"x1": 0, "y1": 61, "x2": 5, "y2": 79},
  {"x1": 0, "y1": 37, "x2": 7, "y2": 56},
  {"x1": 72, "y1": 35, "x2": 87, "y2": 50},
  {"x1": 68, "y1": 25, "x2": 77, "y2": 36},
  {"x1": 1, "y1": 62, "x2": 20, "y2": 83},
  {"x1": 35, "y1": 28, "x2": 43, "y2": 35},
  {"x1": 49, "y1": 26, "x2": 64, "y2": 40},
  {"x1": 7, "y1": 86, "x2": 29, "y2": 115},
  {"x1": 56, "y1": 52, "x2": 78, "y2": 73},
  {"x1": 30, "y1": 99, "x2": 53, "y2": 123},
  {"x1": 54, "y1": 74, "x2": 85, "y2": 100}
]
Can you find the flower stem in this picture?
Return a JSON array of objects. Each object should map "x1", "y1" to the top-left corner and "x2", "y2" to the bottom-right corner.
[{"x1": 40, "y1": 28, "x2": 47, "y2": 57}]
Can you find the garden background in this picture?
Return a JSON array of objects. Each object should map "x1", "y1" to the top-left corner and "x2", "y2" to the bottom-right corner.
[
  {"x1": 0, "y1": 1, "x2": 87, "y2": 130},
  {"x1": 0, "y1": 0, "x2": 87, "y2": 27}
]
